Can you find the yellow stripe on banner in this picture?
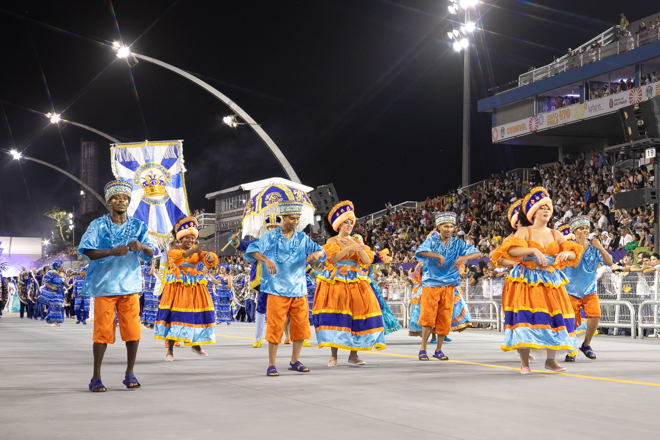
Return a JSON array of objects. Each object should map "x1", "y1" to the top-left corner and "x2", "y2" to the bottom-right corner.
[{"x1": 213, "y1": 334, "x2": 660, "y2": 388}]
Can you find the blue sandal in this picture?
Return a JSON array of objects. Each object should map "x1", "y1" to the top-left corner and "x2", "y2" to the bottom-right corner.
[
  {"x1": 267, "y1": 366, "x2": 279, "y2": 376},
  {"x1": 579, "y1": 344, "x2": 597, "y2": 359},
  {"x1": 122, "y1": 374, "x2": 141, "y2": 389},
  {"x1": 418, "y1": 350, "x2": 429, "y2": 361},
  {"x1": 89, "y1": 378, "x2": 106, "y2": 392},
  {"x1": 564, "y1": 354, "x2": 576, "y2": 362},
  {"x1": 288, "y1": 361, "x2": 310, "y2": 372},
  {"x1": 433, "y1": 350, "x2": 449, "y2": 361}
]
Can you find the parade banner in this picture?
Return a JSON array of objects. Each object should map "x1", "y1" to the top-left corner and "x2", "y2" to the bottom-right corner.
[
  {"x1": 110, "y1": 140, "x2": 189, "y2": 249},
  {"x1": 491, "y1": 81, "x2": 660, "y2": 143}
]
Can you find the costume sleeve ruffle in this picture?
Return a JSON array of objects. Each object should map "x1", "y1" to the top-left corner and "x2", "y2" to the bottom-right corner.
[
  {"x1": 556, "y1": 240, "x2": 584, "y2": 269},
  {"x1": 491, "y1": 237, "x2": 527, "y2": 267},
  {"x1": 374, "y1": 249, "x2": 391, "y2": 264},
  {"x1": 199, "y1": 251, "x2": 219, "y2": 268},
  {"x1": 322, "y1": 242, "x2": 341, "y2": 264},
  {"x1": 168, "y1": 249, "x2": 185, "y2": 267}
]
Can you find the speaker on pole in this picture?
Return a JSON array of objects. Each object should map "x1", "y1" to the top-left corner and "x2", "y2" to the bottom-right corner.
[{"x1": 308, "y1": 184, "x2": 339, "y2": 215}]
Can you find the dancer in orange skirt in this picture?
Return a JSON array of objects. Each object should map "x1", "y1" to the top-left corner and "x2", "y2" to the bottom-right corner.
[
  {"x1": 313, "y1": 201, "x2": 386, "y2": 367},
  {"x1": 492, "y1": 187, "x2": 583, "y2": 374},
  {"x1": 155, "y1": 216, "x2": 219, "y2": 361}
]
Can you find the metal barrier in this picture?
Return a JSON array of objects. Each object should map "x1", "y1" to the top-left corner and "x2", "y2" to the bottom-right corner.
[
  {"x1": 465, "y1": 300, "x2": 501, "y2": 332},
  {"x1": 637, "y1": 300, "x2": 660, "y2": 339},
  {"x1": 386, "y1": 301, "x2": 409, "y2": 329},
  {"x1": 599, "y1": 300, "x2": 637, "y2": 339},
  {"x1": 463, "y1": 278, "x2": 504, "y2": 331},
  {"x1": 518, "y1": 27, "x2": 659, "y2": 87},
  {"x1": 382, "y1": 282, "x2": 411, "y2": 328}
]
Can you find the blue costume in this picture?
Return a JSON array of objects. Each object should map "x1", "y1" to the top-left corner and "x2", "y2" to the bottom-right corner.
[
  {"x1": 213, "y1": 267, "x2": 233, "y2": 324},
  {"x1": 245, "y1": 228, "x2": 326, "y2": 298},
  {"x1": 368, "y1": 252, "x2": 402, "y2": 335},
  {"x1": 73, "y1": 270, "x2": 90, "y2": 324},
  {"x1": 78, "y1": 215, "x2": 152, "y2": 298},
  {"x1": 41, "y1": 261, "x2": 66, "y2": 324},
  {"x1": 141, "y1": 265, "x2": 158, "y2": 327},
  {"x1": 564, "y1": 245, "x2": 603, "y2": 334}
]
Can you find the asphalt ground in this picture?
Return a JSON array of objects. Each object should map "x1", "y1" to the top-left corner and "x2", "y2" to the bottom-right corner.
[{"x1": 1, "y1": 313, "x2": 659, "y2": 440}]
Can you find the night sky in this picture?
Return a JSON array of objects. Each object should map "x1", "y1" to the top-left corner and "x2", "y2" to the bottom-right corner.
[{"x1": 0, "y1": 1, "x2": 653, "y2": 238}]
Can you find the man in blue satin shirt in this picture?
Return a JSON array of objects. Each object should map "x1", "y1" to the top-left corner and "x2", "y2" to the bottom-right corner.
[
  {"x1": 78, "y1": 180, "x2": 153, "y2": 393},
  {"x1": 246, "y1": 201, "x2": 325, "y2": 377}
]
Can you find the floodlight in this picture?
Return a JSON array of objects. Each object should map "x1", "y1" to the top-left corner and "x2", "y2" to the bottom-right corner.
[{"x1": 116, "y1": 45, "x2": 131, "y2": 59}]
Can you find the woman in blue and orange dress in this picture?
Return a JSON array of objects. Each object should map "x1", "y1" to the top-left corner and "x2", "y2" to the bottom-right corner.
[
  {"x1": 155, "y1": 216, "x2": 219, "y2": 361},
  {"x1": 42, "y1": 260, "x2": 67, "y2": 327},
  {"x1": 492, "y1": 187, "x2": 583, "y2": 374},
  {"x1": 313, "y1": 201, "x2": 386, "y2": 367}
]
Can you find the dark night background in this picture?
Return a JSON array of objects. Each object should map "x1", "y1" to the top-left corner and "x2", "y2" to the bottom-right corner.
[{"x1": 0, "y1": 1, "x2": 652, "y2": 238}]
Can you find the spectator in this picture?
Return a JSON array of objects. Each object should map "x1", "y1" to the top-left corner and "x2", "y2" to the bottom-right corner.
[{"x1": 620, "y1": 13, "x2": 629, "y2": 30}]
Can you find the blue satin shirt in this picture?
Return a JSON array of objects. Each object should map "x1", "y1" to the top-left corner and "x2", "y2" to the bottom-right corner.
[
  {"x1": 245, "y1": 229, "x2": 325, "y2": 297},
  {"x1": 564, "y1": 244, "x2": 603, "y2": 298},
  {"x1": 415, "y1": 236, "x2": 479, "y2": 288},
  {"x1": 78, "y1": 215, "x2": 152, "y2": 297}
]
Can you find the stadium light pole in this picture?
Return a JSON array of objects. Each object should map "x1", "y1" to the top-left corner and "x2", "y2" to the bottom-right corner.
[
  {"x1": 448, "y1": 0, "x2": 477, "y2": 188},
  {"x1": 4, "y1": 149, "x2": 109, "y2": 211},
  {"x1": 112, "y1": 43, "x2": 301, "y2": 184},
  {"x1": 46, "y1": 112, "x2": 122, "y2": 144}
]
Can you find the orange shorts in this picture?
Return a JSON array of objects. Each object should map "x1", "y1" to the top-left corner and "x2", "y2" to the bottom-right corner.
[
  {"x1": 570, "y1": 293, "x2": 601, "y2": 320},
  {"x1": 93, "y1": 294, "x2": 141, "y2": 344},
  {"x1": 418, "y1": 286, "x2": 454, "y2": 336},
  {"x1": 265, "y1": 295, "x2": 311, "y2": 344}
]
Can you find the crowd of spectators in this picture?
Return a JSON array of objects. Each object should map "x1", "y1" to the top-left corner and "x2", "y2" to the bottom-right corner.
[{"x1": 357, "y1": 149, "x2": 658, "y2": 278}]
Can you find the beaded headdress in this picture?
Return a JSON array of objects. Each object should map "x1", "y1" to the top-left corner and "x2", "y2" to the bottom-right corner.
[
  {"x1": 435, "y1": 211, "x2": 457, "y2": 226},
  {"x1": 104, "y1": 180, "x2": 133, "y2": 203},
  {"x1": 263, "y1": 214, "x2": 282, "y2": 229},
  {"x1": 507, "y1": 199, "x2": 522, "y2": 229},
  {"x1": 175, "y1": 216, "x2": 199, "y2": 241},
  {"x1": 279, "y1": 201, "x2": 303, "y2": 215},
  {"x1": 569, "y1": 215, "x2": 591, "y2": 233},
  {"x1": 328, "y1": 201, "x2": 356, "y2": 232},
  {"x1": 79, "y1": 266, "x2": 87, "y2": 273},
  {"x1": 557, "y1": 224, "x2": 574, "y2": 240},
  {"x1": 522, "y1": 186, "x2": 553, "y2": 223}
]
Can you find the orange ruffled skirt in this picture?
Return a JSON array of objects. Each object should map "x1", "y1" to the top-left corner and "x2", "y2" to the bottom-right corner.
[
  {"x1": 155, "y1": 282, "x2": 216, "y2": 346},
  {"x1": 312, "y1": 272, "x2": 386, "y2": 351}
]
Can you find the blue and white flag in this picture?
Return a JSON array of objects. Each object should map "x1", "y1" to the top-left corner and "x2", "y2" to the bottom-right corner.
[{"x1": 110, "y1": 140, "x2": 190, "y2": 249}]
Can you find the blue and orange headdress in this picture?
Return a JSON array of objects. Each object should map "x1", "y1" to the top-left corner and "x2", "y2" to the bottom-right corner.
[
  {"x1": 435, "y1": 211, "x2": 457, "y2": 226},
  {"x1": 557, "y1": 224, "x2": 574, "y2": 240},
  {"x1": 569, "y1": 215, "x2": 591, "y2": 233},
  {"x1": 174, "y1": 216, "x2": 199, "y2": 241},
  {"x1": 522, "y1": 186, "x2": 553, "y2": 223},
  {"x1": 279, "y1": 201, "x2": 303, "y2": 215},
  {"x1": 104, "y1": 180, "x2": 133, "y2": 203},
  {"x1": 507, "y1": 199, "x2": 522, "y2": 229},
  {"x1": 328, "y1": 201, "x2": 356, "y2": 232},
  {"x1": 263, "y1": 214, "x2": 281, "y2": 229}
]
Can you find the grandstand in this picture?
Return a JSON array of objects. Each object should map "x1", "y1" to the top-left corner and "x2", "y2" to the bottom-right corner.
[{"x1": 480, "y1": 12, "x2": 660, "y2": 157}]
